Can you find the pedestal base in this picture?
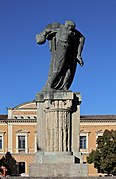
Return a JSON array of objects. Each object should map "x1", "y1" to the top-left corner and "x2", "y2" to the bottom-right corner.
[
  {"x1": 29, "y1": 163, "x2": 88, "y2": 177},
  {"x1": 29, "y1": 91, "x2": 88, "y2": 177},
  {"x1": 29, "y1": 151, "x2": 88, "y2": 177}
]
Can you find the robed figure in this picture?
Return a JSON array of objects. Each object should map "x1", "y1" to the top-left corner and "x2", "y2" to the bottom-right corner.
[{"x1": 36, "y1": 20, "x2": 85, "y2": 91}]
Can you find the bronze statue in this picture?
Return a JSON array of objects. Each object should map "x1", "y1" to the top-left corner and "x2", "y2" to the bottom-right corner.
[{"x1": 36, "y1": 20, "x2": 85, "y2": 91}]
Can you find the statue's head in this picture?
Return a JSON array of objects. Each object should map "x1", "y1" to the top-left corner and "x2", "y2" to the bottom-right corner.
[{"x1": 65, "y1": 20, "x2": 76, "y2": 30}]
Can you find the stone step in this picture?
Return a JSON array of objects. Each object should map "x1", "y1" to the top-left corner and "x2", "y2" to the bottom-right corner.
[
  {"x1": 29, "y1": 163, "x2": 88, "y2": 177},
  {"x1": 42, "y1": 154, "x2": 74, "y2": 164}
]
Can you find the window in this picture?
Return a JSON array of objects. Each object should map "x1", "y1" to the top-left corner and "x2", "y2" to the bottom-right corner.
[
  {"x1": 16, "y1": 133, "x2": 28, "y2": 153},
  {"x1": 18, "y1": 135, "x2": 25, "y2": 153},
  {"x1": 0, "y1": 134, "x2": 4, "y2": 150},
  {"x1": 96, "y1": 130, "x2": 103, "y2": 146},
  {"x1": 80, "y1": 136, "x2": 86, "y2": 149},
  {"x1": 96, "y1": 130, "x2": 103, "y2": 139},
  {"x1": 80, "y1": 132, "x2": 89, "y2": 150},
  {"x1": 18, "y1": 162, "x2": 25, "y2": 174}
]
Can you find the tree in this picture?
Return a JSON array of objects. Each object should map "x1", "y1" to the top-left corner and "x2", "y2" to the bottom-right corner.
[
  {"x1": 87, "y1": 129, "x2": 116, "y2": 176},
  {"x1": 0, "y1": 152, "x2": 17, "y2": 175}
]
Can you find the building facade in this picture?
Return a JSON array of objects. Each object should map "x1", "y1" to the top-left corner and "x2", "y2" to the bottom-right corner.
[{"x1": 0, "y1": 101, "x2": 116, "y2": 176}]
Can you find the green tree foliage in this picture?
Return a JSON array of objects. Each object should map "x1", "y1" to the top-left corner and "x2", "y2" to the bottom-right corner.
[
  {"x1": 0, "y1": 152, "x2": 17, "y2": 175},
  {"x1": 87, "y1": 129, "x2": 116, "y2": 176}
]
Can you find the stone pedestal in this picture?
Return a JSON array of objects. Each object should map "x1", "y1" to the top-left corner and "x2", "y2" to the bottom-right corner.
[{"x1": 29, "y1": 91, "x2": 88, "y2": 177}]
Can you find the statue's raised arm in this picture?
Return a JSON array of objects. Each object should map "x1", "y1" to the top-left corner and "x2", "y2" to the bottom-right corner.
[{"x1": 36, "y1": 20, "x2": 85, "y2": 92}]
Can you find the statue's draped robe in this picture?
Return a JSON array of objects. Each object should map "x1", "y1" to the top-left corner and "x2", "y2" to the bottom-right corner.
[
  {"x1": 44, "y1": 24, "x2": 84, "y2": 90},
  {"x1": 36, "y1": 22, "x2": 84, "y2": 91}
]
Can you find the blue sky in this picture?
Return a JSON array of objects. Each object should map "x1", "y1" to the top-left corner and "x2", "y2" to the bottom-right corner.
[{"x1": 0, "y1": 0, "x2": 116, "y2": 115}]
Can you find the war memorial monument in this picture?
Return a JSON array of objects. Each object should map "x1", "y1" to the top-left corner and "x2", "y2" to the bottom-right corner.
[{"x1": 29, "y1": 20, "x2": 88, "y2": 177}]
